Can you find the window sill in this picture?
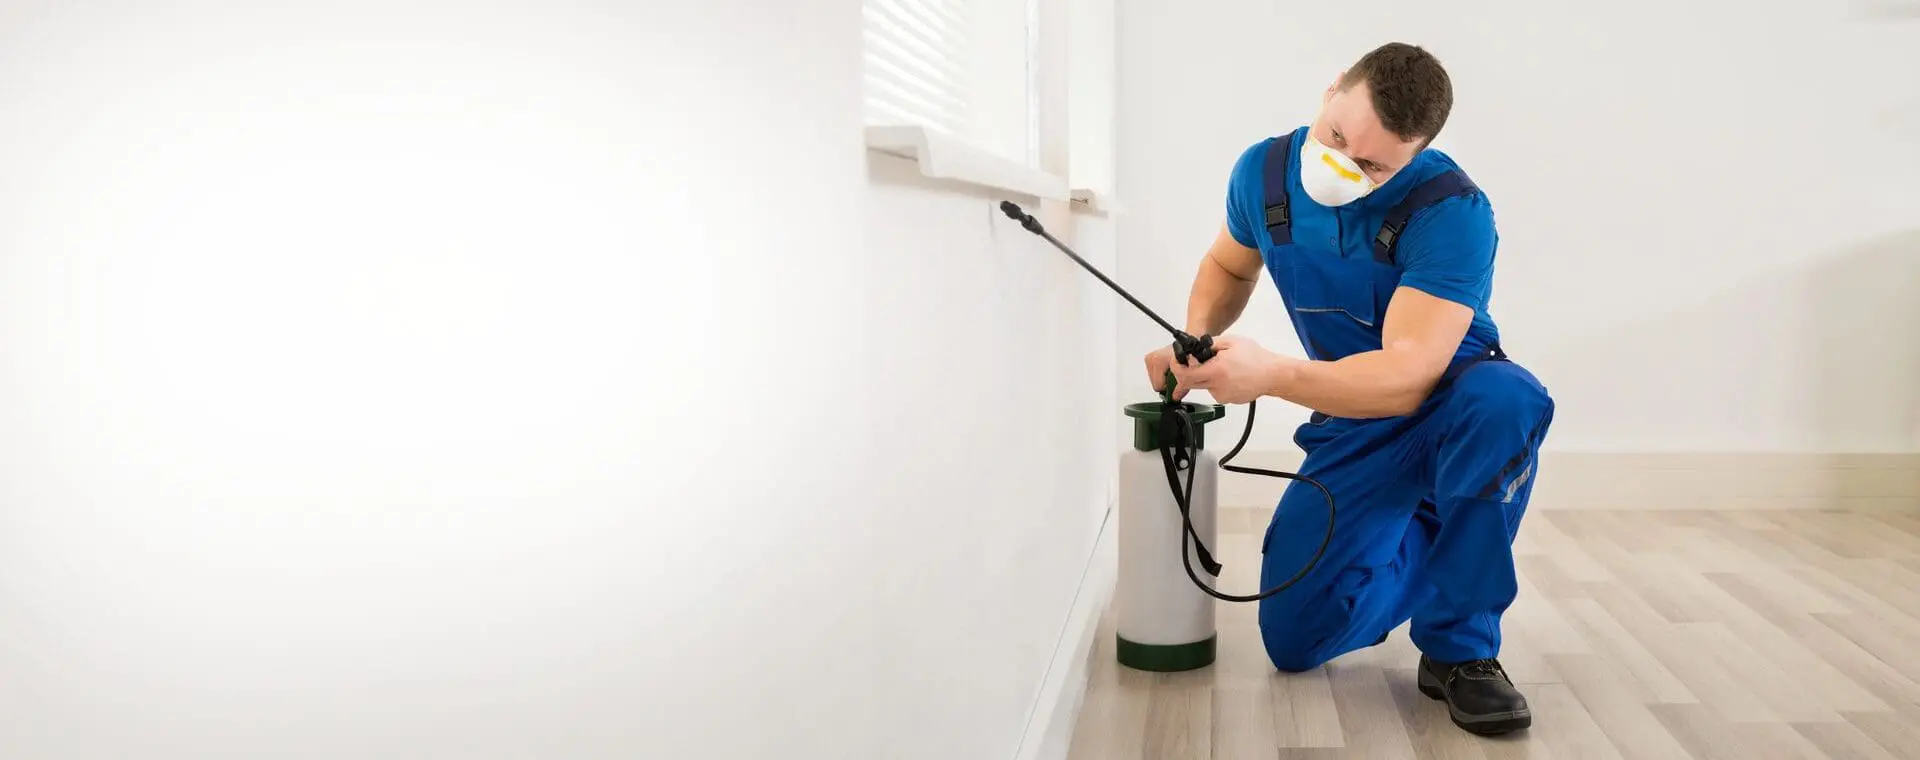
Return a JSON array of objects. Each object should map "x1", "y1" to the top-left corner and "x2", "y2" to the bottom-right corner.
[{"x1": 865, "y1": 125, "x2": 1070, "y2": 201}]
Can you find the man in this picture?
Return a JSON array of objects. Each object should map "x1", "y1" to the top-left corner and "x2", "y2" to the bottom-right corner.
[{"x1": 1145, "y1": 42, "x2": 1554, "y2": 736}]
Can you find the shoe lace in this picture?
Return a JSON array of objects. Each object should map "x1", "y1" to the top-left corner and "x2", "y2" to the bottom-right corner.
[{"x1": 1458, "y1": 659, "x2": 1509, "y2": 682}]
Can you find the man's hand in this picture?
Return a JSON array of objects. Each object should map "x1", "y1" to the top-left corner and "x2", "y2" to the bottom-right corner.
[
  {"x1": 1143, "y1": 344, "x2": 1187, "y2": 400},
  {"x1": 1167, "y1": 335, "x2": 1297, "y2": 405}
]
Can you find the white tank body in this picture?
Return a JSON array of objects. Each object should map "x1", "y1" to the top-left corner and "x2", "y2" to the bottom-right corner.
[{"x1": 1115, "y1": 446, "x2": 1219, "y2": 670}]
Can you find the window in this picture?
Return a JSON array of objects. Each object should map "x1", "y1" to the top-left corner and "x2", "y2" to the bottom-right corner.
[
  {"x1": 862, "y1": 0, "x2": 1040, "y2": 171},
  {"x1": 862, "y1": 0, "x2": 1119, "y2": 207},
  {"x1": 1063, "y1": 0, "x2": 1113, "y2": 200}
]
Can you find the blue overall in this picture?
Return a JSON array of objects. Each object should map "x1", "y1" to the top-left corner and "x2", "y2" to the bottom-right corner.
[{"x1": 1224, "y1": 127, "x2": 1555, "y2": 670}]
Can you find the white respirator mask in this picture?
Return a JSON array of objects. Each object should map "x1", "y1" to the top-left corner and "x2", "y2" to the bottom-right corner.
[{"x1": 1298, "y1": 134, "x2": 1376, "y2": 207}]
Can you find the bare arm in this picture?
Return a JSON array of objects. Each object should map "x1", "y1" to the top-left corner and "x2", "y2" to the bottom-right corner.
[
  {"x1": 1263, "y1": 286, "x2": 1474, "y2": 418},
  {"x1": 1185, "y1": 221, "x2": 1263, "y2": 336}
]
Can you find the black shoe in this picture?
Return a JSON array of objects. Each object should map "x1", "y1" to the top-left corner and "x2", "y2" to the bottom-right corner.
[{"x1": 1417, "y1": 655, "x2": 1531, "y2": 735}]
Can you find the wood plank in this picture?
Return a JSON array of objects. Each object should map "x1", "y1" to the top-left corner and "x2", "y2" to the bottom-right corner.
[
  {"x1": 1545, "y1": 653, "x2": 1695, "y2": 760},
  {"x1": 1322, "y1": 663, "x2": 1418, "y2": 759}
]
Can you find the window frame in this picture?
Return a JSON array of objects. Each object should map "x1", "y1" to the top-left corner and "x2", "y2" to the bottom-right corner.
[{"x1": 861, "y1": 0, "x2": 1117, "y2": 211}]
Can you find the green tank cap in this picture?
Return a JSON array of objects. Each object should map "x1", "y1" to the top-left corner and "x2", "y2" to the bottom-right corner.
[{"x1": 1124, "y1": 400, "x2": 1226, "y2": 451}]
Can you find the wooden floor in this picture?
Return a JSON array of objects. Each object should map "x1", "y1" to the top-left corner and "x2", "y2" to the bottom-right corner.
[{"x1": 1065, "y1": 508, "x2": 1920, "y2": 759}]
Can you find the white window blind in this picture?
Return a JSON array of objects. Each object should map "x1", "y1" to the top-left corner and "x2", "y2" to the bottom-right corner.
[{"x1": 863, "y1": 0, "x2": 1036, "y2": 168}]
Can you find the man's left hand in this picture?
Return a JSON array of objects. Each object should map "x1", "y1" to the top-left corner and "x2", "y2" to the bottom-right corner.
[{"x1": 1168, "y1": 335, "x2": 1294, "y2": 405}]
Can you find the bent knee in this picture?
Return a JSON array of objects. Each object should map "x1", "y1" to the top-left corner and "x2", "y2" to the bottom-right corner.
[
  {"x1": 1259, "y1": 612, "x2": 1340, "y2": 673},
  {"x1": 1451, "y1": 362, "x2": 1553, "y2": 422},
  {"x1": 1266, "y1": 643, "x2": 1334, "y2": 673}
]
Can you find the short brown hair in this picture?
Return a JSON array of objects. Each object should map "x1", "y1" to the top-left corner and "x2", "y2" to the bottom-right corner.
[{"x1": 1337, "y1": 43, "x2": 1453, "y2": 146}]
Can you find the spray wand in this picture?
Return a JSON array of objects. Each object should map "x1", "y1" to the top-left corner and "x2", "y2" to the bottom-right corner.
[
  {"x1": 997, "y1": 202, "x2": 1216, "y2": 388},
  {"x1": 998, "y1": 200, "x2": 1335, "y2": 604}
]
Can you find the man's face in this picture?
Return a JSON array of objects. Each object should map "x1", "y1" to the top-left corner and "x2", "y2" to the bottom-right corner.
[{"x1": 1308, "y1": 77, "x2": 1426, "y2": 187}]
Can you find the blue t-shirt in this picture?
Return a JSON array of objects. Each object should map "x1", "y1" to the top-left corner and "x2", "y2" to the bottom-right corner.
[{"x1": 1221, "y1": 127, "x2": 1502, "y2": 364}]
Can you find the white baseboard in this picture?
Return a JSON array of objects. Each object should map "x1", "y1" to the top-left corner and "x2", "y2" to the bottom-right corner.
[
  {"x1": 1216, "y1": 450, "x2": 1920, "y2": 511},
  {"x1": 1011, "y1": 504, "x2": 1117, "y2": 760}
]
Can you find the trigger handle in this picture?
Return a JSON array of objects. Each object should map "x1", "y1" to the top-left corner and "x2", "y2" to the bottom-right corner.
[{"x1": 1172, "y1": 331, "x2": 1215, "y2": 365}]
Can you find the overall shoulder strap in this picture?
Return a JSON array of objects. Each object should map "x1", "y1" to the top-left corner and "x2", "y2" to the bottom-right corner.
[
  {"x1": 1261, "y1": 133, "x2": 1297, "y2": 245},
  {"x1": 1373, "y1": 169, "x2": 1479, "y2": 266}
]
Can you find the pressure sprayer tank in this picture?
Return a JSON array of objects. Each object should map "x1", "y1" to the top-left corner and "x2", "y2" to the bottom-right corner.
[{"x1": 1115, "y1": 400, "x2": 1225, "y2": 672}]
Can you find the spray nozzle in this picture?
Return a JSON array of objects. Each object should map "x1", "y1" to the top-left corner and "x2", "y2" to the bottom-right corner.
[{"x1": 998, "y1": 201, "x2": 1044, "y2": 234}]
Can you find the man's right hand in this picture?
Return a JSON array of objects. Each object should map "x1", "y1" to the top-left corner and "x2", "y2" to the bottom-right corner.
[{"x1": 1144, "y1": 344, "x2": 1188, "y2": 400}]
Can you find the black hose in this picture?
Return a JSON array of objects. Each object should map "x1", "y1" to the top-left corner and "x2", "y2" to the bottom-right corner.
[{"x1": 1160, "y1": 398, "x2": 1335, "y2": 603}]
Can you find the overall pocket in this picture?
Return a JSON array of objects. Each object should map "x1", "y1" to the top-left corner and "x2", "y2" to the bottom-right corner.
[{"x1": 1289, "y1": 258, "x2": 1381, "y2": 329}]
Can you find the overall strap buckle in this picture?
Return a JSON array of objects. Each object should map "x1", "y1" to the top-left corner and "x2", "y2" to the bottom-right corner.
[
  {"x1": 1262, "y1": 132, "x2": 1298, "y2": 245},
  {"x1": 1373, "y1": 169, "x2": 1479, "y2": 266}
]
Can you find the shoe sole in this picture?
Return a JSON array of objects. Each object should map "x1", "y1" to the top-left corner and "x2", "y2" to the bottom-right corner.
[{"x1": 1417, "y1": 666, "x2": 1532, "y2": 736}]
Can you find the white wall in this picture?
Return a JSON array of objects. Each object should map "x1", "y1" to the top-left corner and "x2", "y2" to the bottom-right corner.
[
  {"x1": 1116, "y1": 0, "x2": 1920, "y2": 455},
  {"x1": 864, "y1": 158, "x2": 1117, "y2": 759},
  {"x1": 0, "y1": 1, "x2": 1115, "y2": 758}
]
